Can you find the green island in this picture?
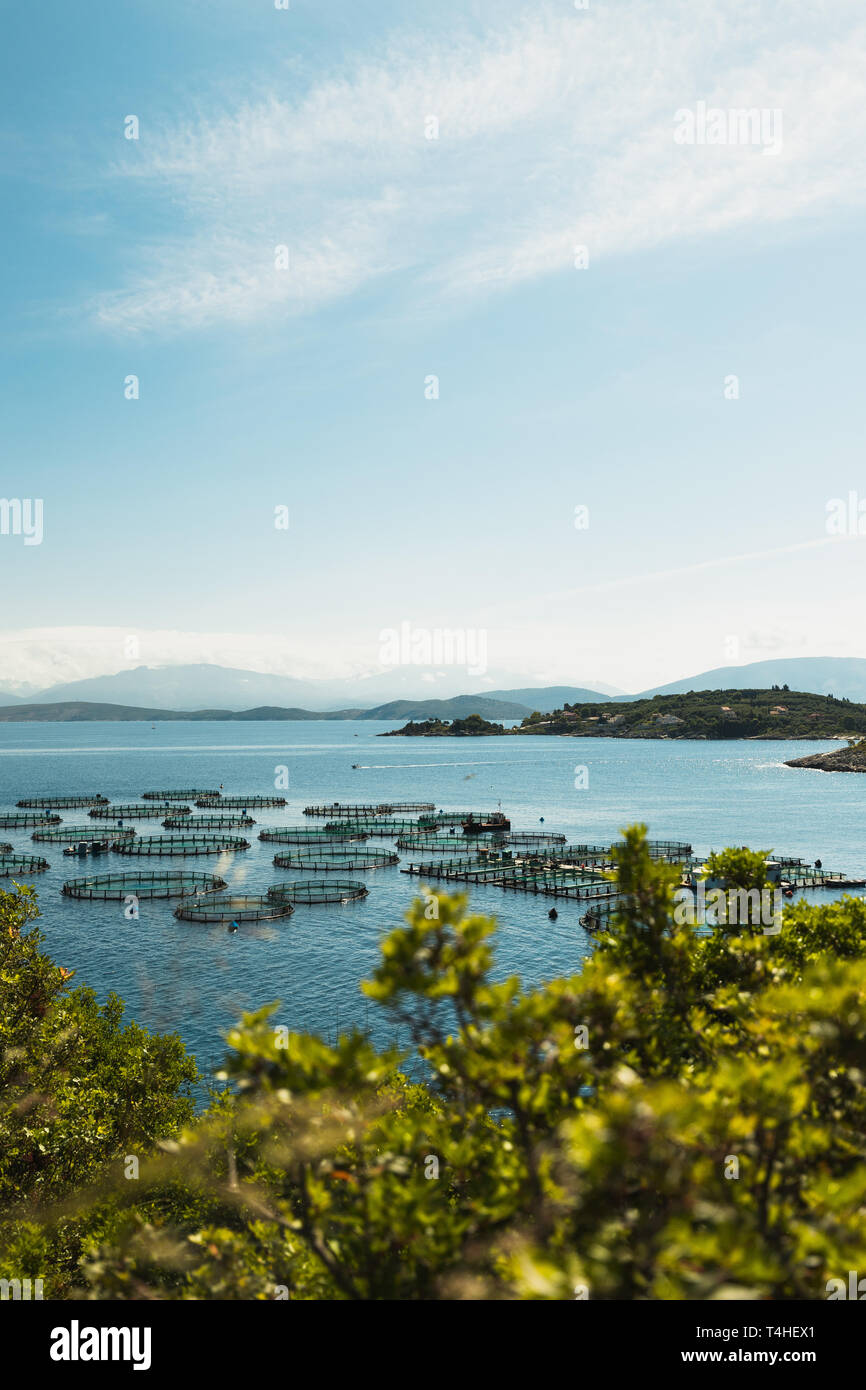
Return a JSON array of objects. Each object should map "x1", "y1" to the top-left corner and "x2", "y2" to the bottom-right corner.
[
  {"x1": 382, "y1": 687, "x2": 866, "y2": 741},
  {"x1": 381, "y1": 713, "x2": 507, "y2": 737}
]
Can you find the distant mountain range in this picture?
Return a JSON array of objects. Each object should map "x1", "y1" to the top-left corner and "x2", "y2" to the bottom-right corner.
[
  {"x1": 628, "y1": 657, "x2": 866, "y2": 703},
  {"x1": 1, "y1": 657, "x2": 866, "y2": 718},
  {"x1": 0, "y1": 696, "x2": 535, "y2": 724},
  {"x1": 0, "y1": 664, "x2": 616, "y2": 712}
]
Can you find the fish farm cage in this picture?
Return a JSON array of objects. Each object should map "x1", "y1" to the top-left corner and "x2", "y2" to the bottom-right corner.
[
  {"x1": 403, "y1": 856, "x2": 618, "y2": 901},
  {"x1": 195, "y1": 795, "x2": 286, "y2": 809},
  {"x1": 62, "y1": 870, "x2": 229, "y2": 900},
  {"x1": 0, "y1": 812, "x2": 61, "y2": 828},
  {"x1": 418, "y1": 811, "x2": 504, "y2": 827},
  {"x1": 273, "y1": 847, "x2": 399, "y2": 871},
  {"x1": 162, "y1": 814, "x2": 256, "y2": 829},
  {"x1": 142, "y1": 789, "x2": 222, "y2": 801},
  {"x1": 32, "y1": 824, "x2": 136, "y2": 843},
  {"x1": 0, "y1": 854, "x2": 50, "y2": 875},
  {"x1": 394, "y1": 831, "x2": 509, "y2": 852},
  {"x1": 303, "y1": 802, "x2": 435, "y2": 817},
  {"x1": 266, "y1": 880, "x2": 369, "y2": 905},
  {"x1": 259, "y1": 827, "x2": 369, "y2": 845},
  {"x1": 17, "y1": 795, "x2": 109, "y2": 809},
  {"x1": 112, "y1": 835, "x2": 251, "y2": 857},
  {"x1": 175, "y1": 894, "x2": 295, "y2": 923},
  {"x1": 90, "y1": 803, "x2": 190, "y2": 819},
  {"x1": 323, "y1": 819, "x2": 424, "y2": 836},
  {"x1": 504, "y1": 832, "x2": 568, "y2": 847}
]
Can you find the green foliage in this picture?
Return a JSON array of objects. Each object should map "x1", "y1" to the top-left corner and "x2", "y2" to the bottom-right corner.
[
  {"x1": 384, "y1": 714, "x2": 506, "y2": 737},
  {"x1": 704, "y1": 846, "x2": 770, "y2": 891},
  {"x1": 0, "y1": 886, "x2": 197, "y2": 1291},
  {"x1": 3, "y1": 831, "x2": 866, "y2": 1301}
]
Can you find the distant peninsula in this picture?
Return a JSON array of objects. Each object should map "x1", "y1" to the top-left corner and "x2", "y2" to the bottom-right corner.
[
  {"x1": 381, "y1": 688, "x2": 866, "y2": 741},
  {"x1": 784, "y1": 741, "x2": 866, "y2": 772}
]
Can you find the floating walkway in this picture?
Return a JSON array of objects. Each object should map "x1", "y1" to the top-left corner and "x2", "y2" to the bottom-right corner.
[
  {"x1": 17, "y1": 795, "x2": 108, "y2": 809},
  {"x1": 273, "y1": 847, "x2": 399, "y2": 871},
  {"x1": 402, "y1": 855, "x2": 618, "y2": 902},
  {"x1": 90, "y1": 803, "x2": 190, "y2": 819},
  {"x1": 113, "y1": 834, "x2": 250, "y2": 857},
  {"x1": 0, "y1": 853, "x2": 50, "y2": 876},
  {"x1": 267, "y1": 880, "x2": 368, "y2": 905},
  {"x1": 62, "y1": 870, "x2": 228, "y2": 900},
  {"x1": 32, "y1": 824, "x2": 136, "y2": 843},
  {"x1": 175, "y1": 894, "x2": 293, "y2": 923},
  {"x1": 0, "y1": 812, "x2": 61, "y2": 828}
]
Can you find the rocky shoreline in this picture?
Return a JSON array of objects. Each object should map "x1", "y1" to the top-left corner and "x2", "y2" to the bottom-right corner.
[{"x1": 785, "y1": 744, "x2": 866, "y2": 773}]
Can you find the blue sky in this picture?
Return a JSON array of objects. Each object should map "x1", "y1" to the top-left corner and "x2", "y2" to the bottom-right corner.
[{"x1": 1, "y1": 0, "x2": 865, "y2": 695}]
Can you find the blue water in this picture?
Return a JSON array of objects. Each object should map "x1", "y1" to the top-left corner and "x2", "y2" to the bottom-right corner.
[{"x1": 0, "y1": 721, "x2": 862, "y2": 1081}]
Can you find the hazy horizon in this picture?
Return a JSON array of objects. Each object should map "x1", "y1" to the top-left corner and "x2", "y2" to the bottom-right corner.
[{"x1": 3, "y1": 2, "x2": 865, "y2": 690}]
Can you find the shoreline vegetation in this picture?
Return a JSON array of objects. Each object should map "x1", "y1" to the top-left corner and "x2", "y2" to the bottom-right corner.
[
  {"x1": 4, "y1": 828, "x2": 866, "y2": 1299},
  {"x1": 381, "y1": 688, "x2": 866, "y2": 742}
]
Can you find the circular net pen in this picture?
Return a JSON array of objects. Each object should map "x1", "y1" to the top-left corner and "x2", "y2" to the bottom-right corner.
[
  {"x1": 163, "y1": 814, "x2": 256, "y2": 829},
  {"x1": 0, "y1": 854, "x2": 50, "y2": 876},
  {"x1": 395, "y1": 833, "x2": 466, "y2": 851},
  {"x1": 17, "y1": 795, "x2": 108, "y2": 809},
  {"x1": 324, "y1": 819, "x2": 420, "y2": 837},
  {"x1": 273, "y1": 848, "x2": 398, "y2": 871},
  {"x1": 267, "y1": 880, "x2": 368, "y2": 905},
  {"x1": 195, "y1": 795, "x2": 286, "y2": 809},
  {"x1": 0, "y1": 812, "x2": 61, "y2": 828},
  {"x1": 504, "y1": 832, "x2": 568, "y2": 848},
  {"x1": 32, "y1": 824, "x2": 136, "y2": 843},
  {"x1": 142, "y1": 789, "x2": 222, "y2": 801},
  {"x1": 113, "y1": 835, "x2": 251, "y2": 857},
  {"x1": 90, "y1": 803, "x2": 190, "y2": 819},
  {"x1": 175, "y1": 894, "x2": 294, "y2": 923},
  {"x1": 62, "y1": 870, "x2": 228, "y2": 900},
  {"x1": 259, "y1": 827, "x2": 369, "y2": 845},
  {"x1": 418, "y1": 812, "x2": 479, "y2": 827},
  {"x1": 304, "y1": 802, "x2": 436, "y2": 816}
]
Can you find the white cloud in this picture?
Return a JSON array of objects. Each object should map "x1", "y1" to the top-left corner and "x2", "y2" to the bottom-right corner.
[{"x1": 91, "y1": 1, "x2": 866, "y2": 334}]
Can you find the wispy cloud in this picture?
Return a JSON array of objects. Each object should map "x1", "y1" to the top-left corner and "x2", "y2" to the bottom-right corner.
[{"x1": 91, "y1": 1, "x2": 866, "y2": 334}]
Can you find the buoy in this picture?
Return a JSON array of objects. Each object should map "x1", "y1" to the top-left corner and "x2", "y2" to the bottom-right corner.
[{"x1": 539, "y1": 816, "x2": 545, "y2": 823}]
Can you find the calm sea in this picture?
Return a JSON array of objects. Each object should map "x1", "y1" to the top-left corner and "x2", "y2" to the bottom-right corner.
[{"x1": 0, "y1": 721, "x2": 862, "y2": 1079}]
